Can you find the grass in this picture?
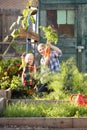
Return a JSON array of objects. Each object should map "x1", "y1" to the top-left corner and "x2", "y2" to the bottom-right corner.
[{"x1": 1, "y1": 101, "x2": 87, "y2": 117}]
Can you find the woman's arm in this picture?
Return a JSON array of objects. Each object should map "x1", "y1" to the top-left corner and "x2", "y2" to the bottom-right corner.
[{"x1": 44, "y1": 56, "x2": 50, "y2": 66}]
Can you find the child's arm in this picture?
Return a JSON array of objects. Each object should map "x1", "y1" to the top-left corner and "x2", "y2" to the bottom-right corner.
[
  {"x1": 21, "y1": 68, "x2": 26, "y2": 85},
  {"x1": 21, "y1": 52, "x2": 26, "y2": 68},
  {"x1": 21, "y1": 71, "x2": 24, "y2": 84}
]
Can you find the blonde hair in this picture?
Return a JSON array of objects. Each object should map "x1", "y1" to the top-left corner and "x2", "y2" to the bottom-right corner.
[
  {"x1": 37, "y1": 43, "x2": 45, "y2": 50},
  {"x1": 25, "y1": 53, "x2": 34, "y2": 63}
]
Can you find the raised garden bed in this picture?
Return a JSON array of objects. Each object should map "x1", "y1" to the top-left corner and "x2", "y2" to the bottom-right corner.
[
  {"x1": 0, "y1": 98, "x2": 5, "y2": 112},
  {"x1": 0, "y1": 88, "x2": 11, "y2": 99},
  {"x1": 0, "y1": 99, "x2": 87, "y2": 129}
]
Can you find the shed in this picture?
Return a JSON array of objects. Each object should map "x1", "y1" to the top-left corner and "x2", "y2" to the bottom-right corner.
[{"x1": 38, "y1": 0, "x2": 87, "y2": 72}]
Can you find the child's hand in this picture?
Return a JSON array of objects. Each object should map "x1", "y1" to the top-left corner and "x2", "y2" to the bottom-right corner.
[
  {"x1": 21, "y1": 52, "x2": 26, "y2": 68},
  {"x1": 21, "y1": 52, "x2": 26, "y2": 59}
]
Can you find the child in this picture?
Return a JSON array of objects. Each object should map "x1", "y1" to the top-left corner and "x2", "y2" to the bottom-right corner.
[{"x1": 21, "y1": 53, "x2": 36, "y2": 95}]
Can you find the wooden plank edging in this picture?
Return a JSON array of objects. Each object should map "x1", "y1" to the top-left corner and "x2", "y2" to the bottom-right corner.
[
  {"x1": 0, "y1": 117, "x2": 87, "y2": 128},
  {"x1": 0, "y1": 117, "x2": 72, "y2": 128}
]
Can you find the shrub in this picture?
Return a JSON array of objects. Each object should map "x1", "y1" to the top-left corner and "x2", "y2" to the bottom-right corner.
[
  {"x1": 0, "y1": 58, "x2": 22, "y2": 90},
  {"x1": 60, "y1": 57, "x2": 86, "y2": 94}
]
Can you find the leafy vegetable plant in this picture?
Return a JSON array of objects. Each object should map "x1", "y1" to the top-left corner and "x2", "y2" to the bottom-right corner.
[
  {"x1": 2, "y1": 101, "x2": 87, "y2": 117},
  {"x1": 40, "y1": 25, "x2": 58, "y2": 44}
]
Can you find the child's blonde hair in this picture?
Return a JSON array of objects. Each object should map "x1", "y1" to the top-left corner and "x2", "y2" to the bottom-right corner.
[{"x1": 25, "y1": 53, "x2": 34, "y2": 63}]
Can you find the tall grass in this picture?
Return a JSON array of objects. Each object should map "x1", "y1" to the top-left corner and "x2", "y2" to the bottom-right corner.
[{"x1": 1, "y1": 101, "x2": 87, "y2": 117}]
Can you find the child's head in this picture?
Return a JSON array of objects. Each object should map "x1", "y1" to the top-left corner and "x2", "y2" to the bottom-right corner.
[{"x1": 25, "y1": 53, "x2": 34, "y2": 65}]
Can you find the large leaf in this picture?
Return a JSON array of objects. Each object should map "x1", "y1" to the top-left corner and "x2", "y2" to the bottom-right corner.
[
  {"x1": 10, "y1": 22, "x2": 17, "y2": 31},
  {"x1": 3, "y1": 36, "x2": 9, "y2": 42},
  {"x1": 17, "y1": 16, "x2": 23, "y2": 25},
  {"x1": 11, "y1": 29, "x2": 19, "y2": 38},
  {"x1": 22, "y1": 9, "x2": 29, "y2": 17},
  {"x1": 30, "y1": 16, "x2": 36, "y2": 24}
]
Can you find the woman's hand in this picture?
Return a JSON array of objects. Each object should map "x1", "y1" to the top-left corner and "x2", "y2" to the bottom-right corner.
[{"x1": 44, "y1": 56, "x2": 50, "y2": 66}]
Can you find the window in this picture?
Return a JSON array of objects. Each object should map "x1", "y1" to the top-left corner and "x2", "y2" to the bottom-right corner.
[
  {"x1": 57, "y1": 10, "x2": 75, "y2": 37},
  {"x1": 47, "y1": 10, "x2": 58, "y2": 31},
  {"x1": 47, "y1": 9, "x2": 75, "y2": 37}
]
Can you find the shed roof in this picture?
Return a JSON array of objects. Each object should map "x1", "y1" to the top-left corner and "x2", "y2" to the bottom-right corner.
[{"x1": 39, "y1": 0, "x2": 87, "y2": 4}]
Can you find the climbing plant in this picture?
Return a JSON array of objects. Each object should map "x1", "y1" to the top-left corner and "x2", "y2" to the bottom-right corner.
[{"x1": 2, "y1": 0, "x2": 38, "y2": 58}]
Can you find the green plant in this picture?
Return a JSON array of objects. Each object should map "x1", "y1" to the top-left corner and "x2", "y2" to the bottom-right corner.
[
  {"x1": 2, "y1": 1, "x2": 38, "y2": 58},
  {"x1": 1, "y1": 56, "x2": 87, "y2": 100},
  {"x1": 2, "y1": 101, "x2": 87, "y2": 117},
  {"x1": 39, "y1": 57, "x2": 87, "y2": 100},
  {"x1": 0, "y1": 58, "x2": 22, "y2": 90},
  {"x1": 0, "y1": 76, "x2": 10, "y2": 89},
  {"x1": 10, "y1": 9, "x2": 35, "y2": 38},
  {"x1": 10, "y1": 75, "x2": 28, "y2": 98},
  {"x1": 60, "y1": 57, "x2": 87, "y2": 94},
  {"x1": 10, "y1": 75, "x2": 24, "y2": 91},
  {"x1": 40, "y1": 25, "x2": 58, "y2": 44},
  {"x1": 7, "y1": 58, "x2": 22, "y2": 77},
  {"x1": 11, "y1": 41, "x2": 26, "y2": 55},
  {"x1": 4, "y1": 5, "x2": 36, "y2": 41}
]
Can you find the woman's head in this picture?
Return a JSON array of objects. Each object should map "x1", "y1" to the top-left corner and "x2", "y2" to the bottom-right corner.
[
  {"x1": 37, "y1": 43, "x2": 46, "y2": 56},
  {"x1": 25, "y1": 53, "x2": 34, "y2": 65}
]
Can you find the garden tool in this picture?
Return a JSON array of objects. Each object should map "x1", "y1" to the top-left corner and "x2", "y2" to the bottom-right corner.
[{"x1": 70, "y1": 94, "x2": 87, "y2": 106}]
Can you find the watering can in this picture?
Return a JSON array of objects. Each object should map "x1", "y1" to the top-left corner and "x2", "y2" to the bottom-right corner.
[{"x1": 70, "y1": 94, "x2": 87, "y2": 106}]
